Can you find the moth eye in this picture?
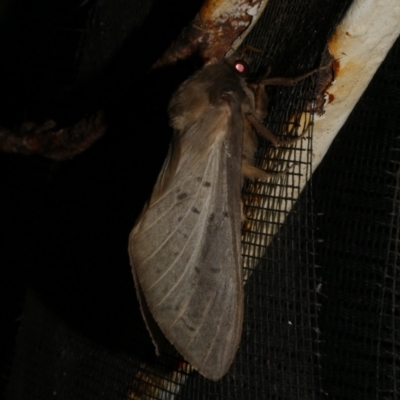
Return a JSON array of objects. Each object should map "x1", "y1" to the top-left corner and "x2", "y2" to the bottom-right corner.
[{"x1": 234, "y1": 60, "x2": 249, "y2": 77}]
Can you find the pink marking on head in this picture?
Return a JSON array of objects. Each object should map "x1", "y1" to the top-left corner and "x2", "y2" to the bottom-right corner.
[{"x1": 234, "y1": 60, "x2": 249, "y2": 77}]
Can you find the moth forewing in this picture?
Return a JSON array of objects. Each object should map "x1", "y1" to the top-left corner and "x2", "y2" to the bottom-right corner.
[{"x1": 129, "y1": 60, "x2": 252, "y2": 380}]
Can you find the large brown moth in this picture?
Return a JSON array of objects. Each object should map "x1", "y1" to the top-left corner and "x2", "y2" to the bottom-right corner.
[{"x1": 128, "y1": 56, "x2": 315, "y2": 381}]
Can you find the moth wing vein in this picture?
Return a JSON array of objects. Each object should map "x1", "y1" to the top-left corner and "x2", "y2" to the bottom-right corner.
[
  {"x1": 161, "y1": 152, "x2": 222, "y2": 319},
  {"x1": 145, "y1": 154, "x2": 216, "y2": 288}
]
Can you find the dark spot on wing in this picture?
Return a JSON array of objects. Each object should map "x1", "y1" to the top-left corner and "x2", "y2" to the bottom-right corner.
[
  {"x1": 223, "y1": 211, "x2": 229, "y2": 218},
  {"x1": 210, "y1": 267, "x2": 220, "y2": 273},
  {"x1": 177, "y1": 193, "x2": 187, "y2": 200},
  {"x1": 181, "y1": 318, "x2": 195, "y2": 331},
  {"x1": 192, "y1": 207, "x2": 200, "y2": 214},
  {"x1": 203, "y1": 181, "x2": 211, "y2": 187},
  {"x1": 175, "y1": 304, "x2": 180, "y2": 311},
  {"x1": 208, "y1": 213, "x2": 215, "y2": 222},
  {"x1": 195, "y1": 267, "x2": 200, "y2": 274},
  {"x1": 178, "y1": 216, "x2": 183, "y2": 222}
]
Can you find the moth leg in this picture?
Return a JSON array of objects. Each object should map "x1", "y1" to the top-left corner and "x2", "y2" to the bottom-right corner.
[
  {"x1": 260, "y1": 65, "x2": 329, "y2": 87},
  {"x1": 247, "y1": 63, "x2": 321, "y2": 147},
  {"x1": 246, "y1": 113, "x2": 279, "y2": 146},
  {"x1": 278, "y1": 120, "x2": 311, "y2": 146},
  {"x1": 247, "y1": 112, "x2": 311, "y2": 147},
  {"x1": 242, "y1": 160, "x2": 296, "y2": 181},
  {"x1": 246, "y1": 79, "x2": 285, "y2": 146}
]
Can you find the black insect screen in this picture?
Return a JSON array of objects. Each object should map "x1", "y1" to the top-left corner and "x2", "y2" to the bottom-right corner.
[
  {"x1": 2, "y1": 0, "x2": 398, "y2": 399},
  {"x1": 313, "y1": 37, "x2": 400, "y2": 399}
]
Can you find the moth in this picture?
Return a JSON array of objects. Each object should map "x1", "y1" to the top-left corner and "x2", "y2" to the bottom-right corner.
[{"x1": 128, "y1": 56, "x2": 314, "y2": 380}]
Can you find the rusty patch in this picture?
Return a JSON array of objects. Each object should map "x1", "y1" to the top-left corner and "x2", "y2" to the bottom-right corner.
[
  {"x1": 0, "y1": 110, "x2": 106, "y2": 161},
  {"x1": 332, "y1": 58, "x2": 341, "y2": 76},
  {"x1": 154, "y1": 0, "x2": 264, "y2": 68}
]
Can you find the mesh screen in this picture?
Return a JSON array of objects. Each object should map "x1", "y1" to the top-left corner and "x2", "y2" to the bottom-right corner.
[
  {"x1": 2, "y1": 0, "x2": 399, "y2": 399},
  {"x1": 313, "y1": 37, "x2": 400, "y2": 399}
]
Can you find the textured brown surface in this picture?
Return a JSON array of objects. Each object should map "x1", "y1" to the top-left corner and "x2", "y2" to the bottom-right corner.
[
  {"x1": 0, "y1": 111, "x2": 106, "y2": 161},
  {"x1": 154, "y1": 0, "x2": 265, "y2": 67}
]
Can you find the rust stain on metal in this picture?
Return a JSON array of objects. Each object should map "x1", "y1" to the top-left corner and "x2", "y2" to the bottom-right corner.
[
  {"x1": 332, "y1": 58, "x2": 340, "y2": 76},
  {"x1": 327, "y1": 33, "x2": 345, "y2": 76},
  {"x1": 0, "y1": 110, "x2": 106, "y2": 161},
  {"x1": 200, "y1": 0, "x2": 231, "y2": 20},
  {"x1": 154, "y1": 0, "x2": 265, "y2": 68}
]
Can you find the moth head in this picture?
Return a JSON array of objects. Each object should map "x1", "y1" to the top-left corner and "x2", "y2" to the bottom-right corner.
[{"x1": 223, "y1": 54, "x2": 250, "y2": 78}]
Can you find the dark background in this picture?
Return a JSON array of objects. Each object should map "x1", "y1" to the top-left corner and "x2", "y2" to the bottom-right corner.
[
  {"x1": 0, "y1": 0, "x2": 204, "y2": 395},
  {"x1": 1, "y1": 0, "x2": 399, "y2": 399}
]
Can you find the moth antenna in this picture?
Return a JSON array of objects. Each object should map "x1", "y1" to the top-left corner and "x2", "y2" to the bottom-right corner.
[
  {"x1": 259, "y1": 61, "x2": 333, "y2": 87},
  {"x1": 229, "y1": 44, "x2": 262, "y2": 59},
  {"x1": 243, "y1": 162, "x2": 299, "y2": 181},
  {"x1": 240, "y1": 44, "x2": 262, "y2": 54}
]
